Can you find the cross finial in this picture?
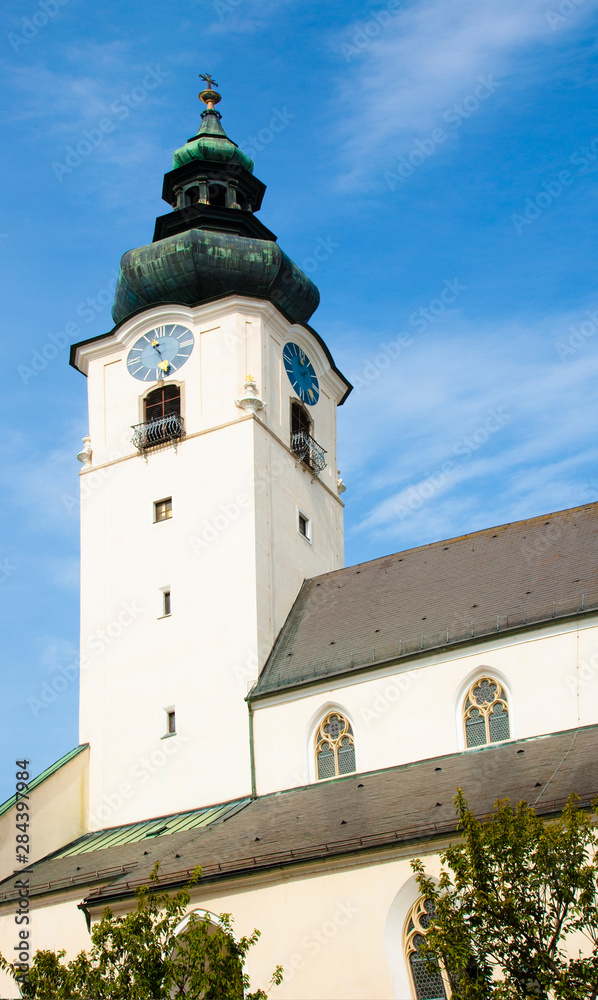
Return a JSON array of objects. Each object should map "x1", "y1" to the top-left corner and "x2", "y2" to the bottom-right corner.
[
  {"x1": 198, "y1": 72, "x2": 221, "y2": 110},
  {"x1": 199, "y1": 72, "x2": 217, "y2": 89}
]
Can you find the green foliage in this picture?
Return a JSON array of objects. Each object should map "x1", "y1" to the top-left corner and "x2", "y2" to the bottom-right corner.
[
  {"x1": 412, "y1": 792, "x2": 598, "y2": 999},
  {"x1": 0, "y1": 866, "x2": 283, "y2": 999}
]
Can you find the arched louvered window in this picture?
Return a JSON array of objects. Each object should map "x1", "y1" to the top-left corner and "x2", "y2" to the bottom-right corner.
[
  {"x1": 315, "y1": 711, "x2": 356, "y2": 780},
  {"x1": 144, "y1": 383, "x2": 181, "y2": 422},
  {"x1": 404, "y1": 898, "x2": 449, "y2": 1000},
  {"x1": 463, "y1": 676, "x2": 510, "y2": 748},
  {"x1": 141, "y1": 384, "x2": 182, "y2": 447}
]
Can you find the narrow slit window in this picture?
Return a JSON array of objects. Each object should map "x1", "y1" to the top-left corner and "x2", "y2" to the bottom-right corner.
[
  {"x1": 298, "y1": 510, "x2": 311, "y2": 541},
  {"x1": 167, "y1": 710, "x2": 176, "y2": 735},
  {"x1": 163, "y1": 591, "x2": 171, "y2": 616}
]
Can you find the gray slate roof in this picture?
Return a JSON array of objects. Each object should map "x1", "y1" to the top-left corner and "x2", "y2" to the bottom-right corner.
[
  {"x1": 1, "y1": 725, "x2": 596, "y2": 906},
  {"x1": 251, "y1": 502, "x2": 598, "y2": 699}
]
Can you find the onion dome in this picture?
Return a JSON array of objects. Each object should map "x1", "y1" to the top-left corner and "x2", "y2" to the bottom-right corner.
[{"x1": 111, "y1": 76, "x2": 319, "y2": 327}]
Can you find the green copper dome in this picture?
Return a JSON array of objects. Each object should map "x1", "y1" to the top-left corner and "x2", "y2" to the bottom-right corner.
[
  {"x1": 173, "y1": 109, "x2": 254, "y2": 173},
  {"x1": 110, "y1": 79, "x2": 319, "y2": 327},
  {"x1": 112, "y1": 230, "x2": 319, "y2": 327}
]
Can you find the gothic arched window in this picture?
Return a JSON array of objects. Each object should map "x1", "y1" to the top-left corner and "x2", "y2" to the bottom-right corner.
[
  {"x1": 463, "y1": 676, "x2": 510, "y2": 748},
  {"x1": 404, "y1": 897, "x2": 449, "y2": 1000},
  {"x1": 315, "y1": 711, "x2": 356, "y2": 779}
]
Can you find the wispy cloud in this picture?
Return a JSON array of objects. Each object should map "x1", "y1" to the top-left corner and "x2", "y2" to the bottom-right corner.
[
  {"x1": 329, "y1": 0, "x2": 598, "y2": 186},
  {"x1": 339, "y1": 305, "x2": 598, "y2": 549}
]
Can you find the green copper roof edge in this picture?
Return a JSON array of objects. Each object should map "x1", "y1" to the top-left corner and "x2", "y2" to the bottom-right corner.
[
  {"x1": 49, "y1": 797, "x2": 252, "y2": 859},
  {"x1": 0, "y1": 745, "x2": 89, "y2": 818}
]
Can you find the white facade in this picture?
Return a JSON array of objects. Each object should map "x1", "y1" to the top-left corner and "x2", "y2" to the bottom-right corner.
[
  {"x1": 75, "y1": 296, "x2": 347, "y2": 826},
  {"x1": 252, "y1": 615, "x2": 598, "y2": 795}
]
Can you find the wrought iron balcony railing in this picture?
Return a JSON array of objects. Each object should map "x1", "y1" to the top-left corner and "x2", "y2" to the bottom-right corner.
[
  {"x1": 131, "y1": 413, "x2": 185, "y2": 453},
  {"x1": 291, "y1": 429, "x2": 327, "y2": 478}
]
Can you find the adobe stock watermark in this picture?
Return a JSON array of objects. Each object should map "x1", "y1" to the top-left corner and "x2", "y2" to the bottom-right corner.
[
  {"x1": 554, "y1": 306, "x2": 598, "y2": 361},
  {"x1": 511, "y1": 134, "x2": 598, "y2": 233},
  {"x1": 581, "y1": 478, "x2": 598, "y2": 502},
  {"x1": 27, "y1": 600, "x2": 145, "y2": 716},
  {"x1": 18, "y1": 270, "x2": 119, "y2": 385},
  {"x1": 565, "y1": 647, "x2": 598, "y2": 695},
  {"x1": 301, "y1": 236, "x2": 340, "y2": 276},
  {"x1": 337, "y1": 0, "x2": 402, "y2": 61},
  {"x1": 0, "y1": 558, "x2": 17, "y2": 584},
  {"x1": 51, "y1": 66, "x2": 169, "y2": 182},
  {"x1": 360, "y1": 670, "x2": 418, "y2": 726},
  {"x1": 61, "y1": 460, "x2": 117, "y2": 515},
  {"x1": 521, "y1": 523, "x2": 562, "y2": 566},
  {"x1": 354, "y1": 277, "x2": 466, "y2": 392},
  {"x1": 269, "y1": 900, "x2": 360, "y2": 991},
  {"x1": 188, "y1": 460, "x2": 295, "y2": 552},
  {"x1": 385, "y1": 76, "x2": 501, "y2": 190},
  {"x1": 8, "y1": 0, "x2": 70, "y2": 55},
  {"x1": 546, "y1": 0, "x2": 588, "y2": 30},
  {"x1": 391, "y1": 407, "x2": 511, "y2": 522},
  {"x1": 89, "y1": 734, "x2": 191, "y2": 831}
]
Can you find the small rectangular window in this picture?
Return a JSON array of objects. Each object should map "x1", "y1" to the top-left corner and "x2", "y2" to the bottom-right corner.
[
  {"x1": 154, "y1": 497, "x2": 172, "y2": 522},
  {"x1": 167, "y1": 710, "x2": 176, "y2": 734},
  {"x1": 298, "y1": 509, "x2": 311, "y2": 542},
  {"x1": 163, "y1": 591, "x2": 171, "y2": 616}
]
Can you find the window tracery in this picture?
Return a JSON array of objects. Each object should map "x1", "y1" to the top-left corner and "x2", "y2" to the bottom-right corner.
[
  {"x1": 314, "y1": 711, "x2": 356, "y2": 779},
  {"x1": 404, "y1": 897, "x2": 449, "y2": 1000},
  {"x1": 463, "y1": 676, "x2": 510, "y2": 748}
]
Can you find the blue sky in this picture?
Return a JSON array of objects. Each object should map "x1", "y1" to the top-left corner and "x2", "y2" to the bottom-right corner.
[{"x1": 2, "y1": 0, "x2": 598, "y2": 802}]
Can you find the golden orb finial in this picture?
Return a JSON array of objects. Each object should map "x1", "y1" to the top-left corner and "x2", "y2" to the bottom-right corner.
[{"x1": 198, "y1": 72, "x2": 221, "y2": 110}]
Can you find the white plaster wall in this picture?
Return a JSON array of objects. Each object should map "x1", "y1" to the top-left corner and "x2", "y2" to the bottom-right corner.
[
  {"x1": 0, "y1": 897, "x2": 91, "y2": 999},
  {"x1": 252, "y1": 618, "x2": 598, "y2": 794},
  {"x1": 77, "y1": 298, "x2": 347, "y2": 826},
  {"x1": 0, "y1": 751, "x2": 89, "y2": 878},
  {"x1": 0, "y1": 841, "x2": 594, "y2": 1000}
]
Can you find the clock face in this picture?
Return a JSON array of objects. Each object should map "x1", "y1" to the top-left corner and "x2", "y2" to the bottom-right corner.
[
  {"x1": 283, "y1": 342, "x2": 319, "y2": 405},
  {"x1": 126, "y1": 324, "x2": 195, "y2": 381}
]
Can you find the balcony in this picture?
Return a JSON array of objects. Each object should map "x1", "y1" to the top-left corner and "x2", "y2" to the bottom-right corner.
[
  {"x1": 131, "y1": 413, "x2": 185, "y2": 454},
  {"x1": 291, "y1": 430, "x2": 327, "y2": 479}
]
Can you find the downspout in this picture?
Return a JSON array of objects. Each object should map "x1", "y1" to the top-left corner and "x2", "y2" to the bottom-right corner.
[
  {"x1": 246, "y1": 697, "x2": 257, "y2": 799},
  {"x1": 77, "y1": 901, "x2": 91, "y2": 934}
]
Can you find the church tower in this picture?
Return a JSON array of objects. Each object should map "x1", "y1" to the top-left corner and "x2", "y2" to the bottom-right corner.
[{"x1": 70, "y1": 79, "x2": 352, "y2": 827}]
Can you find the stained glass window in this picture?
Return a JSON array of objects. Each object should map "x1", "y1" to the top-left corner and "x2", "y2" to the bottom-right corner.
[
  {"x1": 463, "y1": 677, "x2": 510, "y2": 748},
  {"x1": 315, "y1": 712, "x2": 356, "y2": 779},
  {"x1": 404, "y1": 898, "x2": 448, "y2": 1000}
]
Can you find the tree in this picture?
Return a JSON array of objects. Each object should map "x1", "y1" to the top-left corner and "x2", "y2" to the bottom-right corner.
[
  {"x1": 0, "y1": 866, "x2": 283, "y2": 999},
  {"x1": 412, "y1": 792, "x2": 598, "y2": 999}
]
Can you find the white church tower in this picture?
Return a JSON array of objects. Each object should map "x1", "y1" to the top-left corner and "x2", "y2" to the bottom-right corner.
[{"x1": 70, "y1": 79, "x2": 352, "y2": 827}]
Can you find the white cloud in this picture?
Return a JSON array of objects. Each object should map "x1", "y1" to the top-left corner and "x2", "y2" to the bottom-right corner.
[
  {"x1": 329, "y1": 0, "x2": 598, "y2": 186},
  {"x1": 339, "y1": 304, "x2": 598, "y2": 548}
]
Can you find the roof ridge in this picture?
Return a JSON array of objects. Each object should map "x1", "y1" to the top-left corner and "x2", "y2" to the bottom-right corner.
[{"x1": 306, "y1": 500, "x2": 598, "y2": 583}]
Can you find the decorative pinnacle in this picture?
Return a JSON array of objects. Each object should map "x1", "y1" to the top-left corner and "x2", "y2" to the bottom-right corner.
[{"x1": 198, "y1": 72, "x2": 221, "y2": 110}]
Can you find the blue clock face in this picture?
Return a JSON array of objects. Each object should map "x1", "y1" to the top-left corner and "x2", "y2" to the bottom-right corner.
[
  {"x1": 283, "y1": 342, "x2": 320, "y2": 405},
  {"x1": 126, "y1": 324, "x2": 195, "y2": 381}
]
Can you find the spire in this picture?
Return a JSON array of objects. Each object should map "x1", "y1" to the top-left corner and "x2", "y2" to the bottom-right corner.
[
  {"x1": 195, "y1": 73, "x2": 228, "y2": 139},
  {"x1": 172, "y1": 73, "x2": 254, "y2": 172},
  {"x1": 110, "y1": 79, "x2": 321, "y2": 327}
]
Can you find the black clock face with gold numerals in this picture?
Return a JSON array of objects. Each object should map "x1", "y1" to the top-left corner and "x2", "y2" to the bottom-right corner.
[
  {"x1": 126, "y1": 324, "x2": 195, "y2": 381},
  {"x1": 283, "y1": 342, "x2": 320, "y2": 404}
]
